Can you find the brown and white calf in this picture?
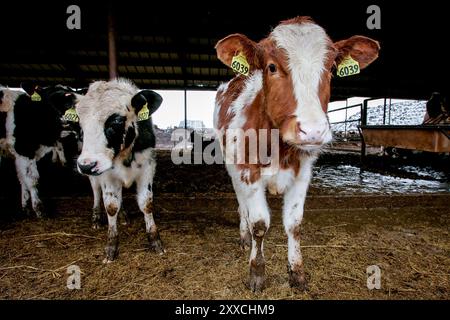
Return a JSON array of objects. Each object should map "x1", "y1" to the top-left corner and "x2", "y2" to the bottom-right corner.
[
  {"x1": 76, "y1": 79, "x2": 164, "y2": 263},
  {"x1": 214, "y1": 17, "x2": 380, "y2": 291}
]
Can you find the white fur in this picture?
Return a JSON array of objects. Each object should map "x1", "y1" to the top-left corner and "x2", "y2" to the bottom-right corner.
[
  {"x1": 282, "y1": 155, "x2": 316, "y2": 267},
  {"x1": 14, "y1": 155, "x2": 43, "y2": 216},
  {"x1": 77, "y1": 79, "x2": 161, "y2": 260},
  {"x1": 0, "y1": 88, "x2": 21, "y2": 154},
  {"x1": 272, "y1": 23, "x2": 332, "y2": 145},
  {"x1": 77, "y1": 79, "x2": 139, "y2": 174}
]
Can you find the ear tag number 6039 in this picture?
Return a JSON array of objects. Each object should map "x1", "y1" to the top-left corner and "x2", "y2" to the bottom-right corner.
[
  {"x1": 337, "y1": 56, "x2": 360, "y2": 77},
  {"x1": 231, "y1": 52, "x2": 250, "y2": 76}
]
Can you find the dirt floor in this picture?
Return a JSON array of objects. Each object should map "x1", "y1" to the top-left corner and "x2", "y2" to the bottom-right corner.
[
  {"x1": 0, "y1": 196, "x2": 448, "y2": 300},
  {"x1": 0, "y1": 151, "x2": 449, "y2": 300}
]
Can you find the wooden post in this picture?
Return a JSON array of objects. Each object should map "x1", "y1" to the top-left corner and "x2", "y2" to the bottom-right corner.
[
  {"x1": 360, "y1": 99, "x2": 369, "y2": 164},
  {"x1": 184, "y1": 89, "x2": 188, "y2": 130},
  {"x1": 184, "y1": 89, "x2": 188, "y2": 149},
  {"x1": 108, "y1": 4, "x2": 118, "y2": 80}
]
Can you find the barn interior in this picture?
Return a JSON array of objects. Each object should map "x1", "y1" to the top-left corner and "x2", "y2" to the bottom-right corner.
[{"x1": 0, "y1": 1, "x2": 448, "y2": 300}]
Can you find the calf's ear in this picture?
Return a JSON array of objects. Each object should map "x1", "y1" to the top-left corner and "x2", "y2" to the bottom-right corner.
[
  {"x1": 215, "y1": 34, "x2": 260, "y2": 70},
  {"x1": 334, "y1": 35, "x2": 380, "y2": 69},
  {"x1": 48, "y1": 90, "x2": 77, "y2": 111},
  {"x1": 75, "y1": 87, "x2": 89, "y2": 95},
  {"x1": 131, "y1": 90, "x2": 163, "y2": 115},
  {"x1": 21, "y1": 81, "x2": 41, "y2": 96}
]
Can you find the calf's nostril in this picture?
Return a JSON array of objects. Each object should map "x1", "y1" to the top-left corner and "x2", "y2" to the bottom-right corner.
[{"x1": 78, "y1": 161, "x2": 97, "y2": 173}]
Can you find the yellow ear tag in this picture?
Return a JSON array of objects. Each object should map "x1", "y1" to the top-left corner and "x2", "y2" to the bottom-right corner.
[
  {"x1": 137, "y1": 102, "x2": 150, "y2": 121},
  {"x1": 231, "y1": 52, "x2": 250, "y2": 76},
  {"x1": 62, "y1": 107, "x2": 79, "y2": 122},
  {"x1": 337, "y1": 56, "x2": 360, "y2": 77},
  {"x1": 31, "y1": 92, "x2": 42, "y2": 101}
]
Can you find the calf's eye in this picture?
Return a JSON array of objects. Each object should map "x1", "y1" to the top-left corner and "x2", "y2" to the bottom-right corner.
[
  {"x1": 268, "y1": 64, "x2": 277, "y2": 73},
  {"x1": 105, "y1": 127, "x2": 115, "y2": 137}
]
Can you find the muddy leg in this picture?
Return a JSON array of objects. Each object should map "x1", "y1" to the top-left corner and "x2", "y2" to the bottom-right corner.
[
  {"x1": 232, "y1": 178, "x2": 251, "y2": 250},
  {"x1": 283, "y1": 159, "x2": 314, "y2": 290},
  {"x1": 52, "y1": 142, "x2": 66, "y2": 166},
  {"x1": 239, "y1": 206, "x2": 251, "y2": 250},
  {"x1": 249, "y1": 219, "x2": 268, "y2": 292},
  {"x1": 15, "y1": 156, "x2": 44, "y2": 218},
  {"x1": 102, "y1": 182, "x2": 122, "y2": 263},
  {"x1": 244, "y1": 183, "x2": 270, "y2": 292},
  {"x1": 136, "y1": 161, "x2": 164, "y2": 254},
  {"x1": 19, "y1": 181, "x2": 31, "y2": 216},
  {"x1": 89, "y1": 176, "x2": 102, "y2": 229},
  {"x1": 119, "y1": 206, "x2": 130, "y2": 226}
]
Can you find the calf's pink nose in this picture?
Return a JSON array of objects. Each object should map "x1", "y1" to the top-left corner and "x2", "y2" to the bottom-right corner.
[{"x1": 298, "y1": 122, "x2": 330, "y2": 145}]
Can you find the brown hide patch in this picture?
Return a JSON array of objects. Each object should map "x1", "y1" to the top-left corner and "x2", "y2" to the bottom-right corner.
[
  {"x1": 260, "y1": 39, "x2": 297, "y2": 130},
  {"x1": 144, "y1": 199, "x2": 153, "y2": 214},
  {"x1": 319, "y1": 72, "x2": 332, "y2": 113},
  {"x1": 319, "y1": 46, "x2": 338, "y2": 112},
  {"x1": 216, "y1": 77, "x2": 247, "y2": 130},
  {"x1": 237, "y1": 92, "x2": 267, "y2": 184},
  {"x1": 106, "y1": 203, "x2": 119, "y2": 216},
  {"x1": 291, "y1": 224, "x2": 302, "y2": 242},
  {"x1": 239, "y1": 166, "x2": 261, "y2": 185},
  {"x1": 279, "y1": 142, "x2": 302, "y2": 176}
]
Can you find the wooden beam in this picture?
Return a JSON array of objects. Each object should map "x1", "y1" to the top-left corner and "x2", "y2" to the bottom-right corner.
[{"x1": 108, "y1": 4, "x2": 118, "y2": 79}]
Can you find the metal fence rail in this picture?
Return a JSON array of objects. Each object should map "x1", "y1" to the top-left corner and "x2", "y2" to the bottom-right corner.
[{"x1": 328, "y1": 103, "x2": 362, "y2": 141}]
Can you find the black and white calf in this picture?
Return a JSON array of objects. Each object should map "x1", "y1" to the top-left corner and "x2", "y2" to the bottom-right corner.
[
  {"x1": 0, "y1": 83, "x2": 80, "y2": 217},
  {"x1": 76, "y1": 78, "x2": 164, "y2": 263}
]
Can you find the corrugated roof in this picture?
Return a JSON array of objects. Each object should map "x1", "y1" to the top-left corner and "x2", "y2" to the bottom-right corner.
[{"x1": 0, "y1": 1, "x2": 447, "y2": 101}]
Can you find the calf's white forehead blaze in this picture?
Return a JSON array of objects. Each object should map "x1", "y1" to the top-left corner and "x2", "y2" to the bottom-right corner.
[
  {"x1": 271, "y1": 22, "x2": 330, "y2": 121},
  {"x1": 76, "y1": 78, "x2": 138, "y2": 122}
]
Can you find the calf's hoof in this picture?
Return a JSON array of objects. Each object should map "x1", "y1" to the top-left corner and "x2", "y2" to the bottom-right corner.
[
  {"x1": 92, "y1": 222, "x2": 102, "y2": 230},
  {"x1": 22, "y1": 206, "x2": 34, "y2": 217},
  {"x1": 249, "y1": 271, "x2": 265, "y2": 293},
  {"x1": 147, "y1": 232, "x2": 165, "y2": 254},
  {"x1": 288, "y1": 264, "x2": 308, "y2": 291},
  {"x1": 104, "y1": 237, "x2": 119, "y2": 263},
  {"x1": 34, "y1": 207, "x2": 47, "y2": 219},
  {"x1": 249, "y1": 261, "x2": 265, "y2": 292},
  {"x1": 249, "y1": 275, "x2": 265, "y2": 293}
]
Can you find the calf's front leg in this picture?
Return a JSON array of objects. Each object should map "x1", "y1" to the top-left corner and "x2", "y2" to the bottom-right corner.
[
  {"x1": 89, "y1": 176, "x2": 102, "y2": 229},
  {"x1": 90, "y1": 176, "x2": 129, "y2": 228},
  {"x1": 231, "y1": 178, "x2": 251, "y2": 250},
  {"x1": 282, "y1": 159, "x2": 315, "y2": 290},
  {"x1": 136, "y1": 164, "x2": 165, "y2": 254},
  {"x1": 15, "y1": 156, "x2": 44, "y2": 218},
  {"x1": 102, "y1": 180, "x2": 122, "y2": 263},
  {"x1": 237, "y1": 180, "x2": 270, "y2": 292}
]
